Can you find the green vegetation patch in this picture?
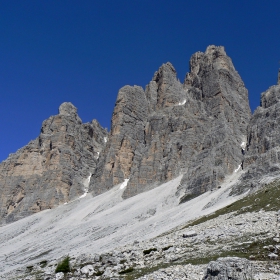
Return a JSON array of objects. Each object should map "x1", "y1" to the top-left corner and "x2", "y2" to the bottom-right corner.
[
  {"x1": 55, "y1": 256, "x2": 71, "y2": 273},
  {"x1": 184, "y1": 180, "x2": 280, "y2": 228},
  {"x1": 26, "y1": 266, "x2": 33, "y2": 272},
  {"x1": 95, "y1": 270, "x2": 104, "y2": 276},
  {"x1": 179, "y1": 193, "x2": 201, "y2": 204},
  {"x1": 143, "y1": 248, "x2": 157, "y2": 255},
  {"x1": 119, "y1": 267, "x2": 134, "y2": 275},
  {"x1": 162, "y1": 245, "x2": 173, "y2": 251},
  {"x1": 124, "y1": 236, "x2": 278, "y2": 280},
  {"x1": 123, "y1": 263, "x2": 171, "y2": 280}
]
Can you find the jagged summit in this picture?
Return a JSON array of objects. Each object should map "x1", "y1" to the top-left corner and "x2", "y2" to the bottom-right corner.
[
  {"x1": 0, "y1": 103, "x2": 108, "y2": 224},
  {"x1": 58, "y1": 102, "x2": 82, "y2": 123},
  {"x1": 1, "y1": 46, "x2": 280, "y2": 279},
  {"x1": 152, "y1": 62, "x2": 177, "y2": 81},
  {"x1": 1, "y1": 45, "x2": 278, "y2": 226},
  {"x1": 91, "y1": 45, "x2": 251, "y2": 201},
  {"x1": 233, "y1": 70, "x2": 280, "y2": 193}
]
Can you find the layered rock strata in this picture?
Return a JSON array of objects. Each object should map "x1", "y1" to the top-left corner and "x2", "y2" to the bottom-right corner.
[
  {"x1": 0, "y1": 102, "x2": 108, "y2": 224},
  {"x1": 235, "y1": 73, "x2": 280, "y2": 192},
  {"x1": 0, "y1": 45, "x2": 253, "y2": 223},
  {"x1": 91, "y1": 45, "x2": 251, "y2": 199}
]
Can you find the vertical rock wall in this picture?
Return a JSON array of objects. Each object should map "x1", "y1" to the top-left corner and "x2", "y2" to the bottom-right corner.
[
  {"x1": 235, "y1": 80, "x2": 280, "y2": 192},
  {"x1": 0, "y1": 102, "x2": 108, "y2": 224},
  {"x1": 0, "y1": 45, "x2": 256, "y2": 223},
  {"x1": 91, "y1": 46, "x2": 252, "y2": 200}
]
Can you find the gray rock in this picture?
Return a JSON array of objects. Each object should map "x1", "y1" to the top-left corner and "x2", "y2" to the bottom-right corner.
[
  {"x1": 55, "y1": 272, "x2": 64, "y2": 280},
  {"x1": 268, "y1": 253, "x2": 278, "y2": 260},
  {"x1": 91, "y1": 85, "x2": 149, "y2": 195},
  {"x1": 0, "y1": 102, "x2": 108, "y2": 224},
  {"x1": 80, "y1": 264, "x2": 94, "y2": 275},
  {"x1": 183, "y1": 231, "x2": 197, "y2": 238},
  {"x1": 91, "y1": 45, "x2": 251, "y2": 200},
  {"x1": 233, "y1": 73, "x2": 280, "y2": 194},
  {"x1": 203, "y1": 257, "x2": 255, "y2": 280}
]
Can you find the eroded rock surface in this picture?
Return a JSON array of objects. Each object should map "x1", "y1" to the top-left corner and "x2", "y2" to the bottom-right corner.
[
  {"x1": 91, "y1": 45, "x2": 251, "y2": 200},
  {"x1": 0, "y1": 45, "x2": 254, "y2": 223},
  {"x1": 233, "y1": 75, "x2": 280, "y2": 194},
  {"x1": 203, "y1": 257, "x2": 255, "y2": 280},
  {"x1": 0, "y1": 102, "x2": 108, "y2": 224}
]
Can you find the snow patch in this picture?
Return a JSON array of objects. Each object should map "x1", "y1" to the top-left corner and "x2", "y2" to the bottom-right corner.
[
  {"x1": 241, "y1": 141, "x2": 246, "y2": 150},
  {"x1": 120, "y1": 178, "x2": 129, "y2": 190},
  {"x1": 234, "y1": 164, "x2": 242, "y2": 173},
  {"x1": 79, "y1": 193, "x2": 87, "y2": 199},
  {"x1": 178, "y1": 99, "x2": 186, "y2": 105},
  {"x1": 96, "y1": 151, "x2": 100, "y2": 159},
  {"x1": 80, "y1": 173, "x2": 92, "y2": 198},
  {"x1": 104, "y1": 137, "x2": 108, "y2": 143}
]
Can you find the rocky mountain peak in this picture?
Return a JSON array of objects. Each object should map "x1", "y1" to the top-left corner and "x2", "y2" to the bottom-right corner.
[
  {"x1": 185, "y1": 45, "x2": 236, "y2": 90},
  {"x1": 0, "y1": 45, "x2": 257, "y2": 224},
  {"x1": 235, "y1": 69, "x2": 280, "y2": 193},
  {"x1": 0, "y1": 103, "x2": 108, "y2": 224},
  {"x1": 260, "y1": 84, "x2": 280, "y2": 109},
  {"x1": 91, "y1": 46, "x2": 251, "y2": 201},
  {"x1": 152, "y1": 62, "x2": 177, "y2": 82},
  {"x1": 2, "y1": 47, "x2": 280, "y2": 280},
  {"x1": 58, "y1": 102, "x2": 82, "y2": 124}
]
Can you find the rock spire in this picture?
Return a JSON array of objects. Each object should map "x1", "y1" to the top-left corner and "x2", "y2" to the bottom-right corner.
[
  {"x1": 0, "y1": 102, "x2": 108, "y2": 224},
  {"x1": 91, "y1": 45, "x2": 252, "y2": 202}
]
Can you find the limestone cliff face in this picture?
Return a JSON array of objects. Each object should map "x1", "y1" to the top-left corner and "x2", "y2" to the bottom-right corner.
[
  {"x1": 236, "y1": 77, "x2": 280, "y2": 191},
  {"x1": 0, "y1": 46, "x2": 255, "y2": 224},
  {"x1": 0, "y1": 102, "x2": 108, "y2": 224},
  {"x1": 91, "y1": 46, "x2": 252, "y2": 200},
  {"x1": 92, "y1": 86, "x2": 149, "y2": 194}
]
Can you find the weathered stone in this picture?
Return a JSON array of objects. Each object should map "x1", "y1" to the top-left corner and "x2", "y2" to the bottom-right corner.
[
  {"x1": 91, "y1": 86, "x2": 149, "y2": 195},
  {"x1": 55, "y1": 272, "x2": 64, "y2": 280},
  {"x1": 182, "y1": 231, "x2": 197, "y2": 238},
  {"x1": 91, "y1": 45, "x2": 251, "y2": 200},
  {"x1": 203, "y1": 257, "x2": 255, "y2": 280},
  {"x1": 234, "y1": 73, "x2": 280, "y2": 194},
  {"x1": 80, "y1": 264, "x2": 94, "y2": 275},
  {"x1": 0, "y1": 102, "x2": 108, "y2": 224},
  {"x1": 268, "y1": 253, "x2": 278, "y2": 260}
]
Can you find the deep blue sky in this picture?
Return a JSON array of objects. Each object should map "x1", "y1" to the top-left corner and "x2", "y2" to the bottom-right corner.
[{"x1": 1, "y1": 0, "x2": 280, "y2": 162}]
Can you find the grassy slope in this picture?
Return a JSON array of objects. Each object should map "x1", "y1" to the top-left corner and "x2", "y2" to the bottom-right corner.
[{"x1": 123, "y1": 180, "x2": 280, "y2": 279}]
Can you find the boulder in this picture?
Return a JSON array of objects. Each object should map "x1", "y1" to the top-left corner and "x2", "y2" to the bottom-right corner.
[
  {"x1": 203, "y1": 257, "x2": 255, "y2": 280},
  {"x1": 183, "y1": 231, "x2": 197, "y2": 238}
]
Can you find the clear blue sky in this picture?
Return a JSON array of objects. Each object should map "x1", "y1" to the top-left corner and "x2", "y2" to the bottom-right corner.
[{"x1": 1, "y1": 0, "x2": 280, "y2": 162}]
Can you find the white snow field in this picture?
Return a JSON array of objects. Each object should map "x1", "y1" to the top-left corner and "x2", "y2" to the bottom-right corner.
[{"x1": 0, "y1": 170, "x2": 246, "y2": 275}]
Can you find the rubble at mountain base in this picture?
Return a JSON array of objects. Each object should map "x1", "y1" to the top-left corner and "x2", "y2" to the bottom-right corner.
[{"x1": 4, "y1": 209, "x2": 279, "y2": 279}]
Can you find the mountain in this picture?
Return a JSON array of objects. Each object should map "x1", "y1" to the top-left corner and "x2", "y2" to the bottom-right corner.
[
  {"x1": 0, "y1": 45, "x2": 253, "y2": 225},
  {"x1": 0, "y1": 102, "x2": 108, "y2": 224},
  {"x1": 0, "y1": 45, "x2": 280, "y2": 279},
  {"x1": 92, "y1": 45, "x2": 251, "y2": 202},
  {"x1": 235, "y1": 76, "x2": 280, "y2": 192}
]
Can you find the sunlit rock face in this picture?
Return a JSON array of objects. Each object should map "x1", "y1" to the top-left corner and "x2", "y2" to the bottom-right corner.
[
  {"x1": 236, "y1": 79, "x2": 280, "y2": 192},
  {"x1": 0, "y1": 102, "x2": 108, "y2": 225},
  {"x1": 0, "y1": 46, "x2": 254, "y2": 223},
  {"x1": 91, "y1": 46, "x2": 251, "y2": 200}
]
